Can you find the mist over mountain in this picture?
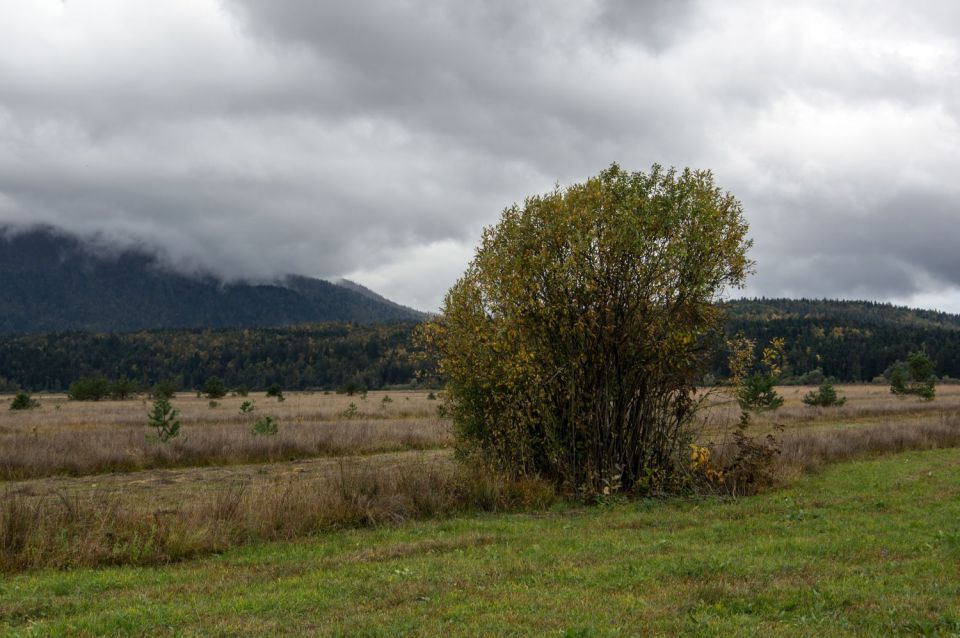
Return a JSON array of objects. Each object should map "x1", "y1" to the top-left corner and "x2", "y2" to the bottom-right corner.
[{"x1": 0, "y1": 226, "x2": 425, "y2": 334}]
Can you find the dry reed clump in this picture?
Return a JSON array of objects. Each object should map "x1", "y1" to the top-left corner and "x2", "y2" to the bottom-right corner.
[
  {"x1": 0, "y1": 419, "x2": 453, "y2": 481},
  {"x1": 705, "y1": 411, "x2": 960, "y2": 489},
  {"x1": 776, "y1": 413, "x2": 960, "y2": 474},
  {"x1": 0, "y1": 460, "x2": 554, "y2": 572}
]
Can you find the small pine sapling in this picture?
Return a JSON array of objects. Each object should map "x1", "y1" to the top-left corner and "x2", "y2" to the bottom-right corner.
[
  {"x1": 252, "y1": 415, "x2": 278, "y2": 436},
  {"x1": 10, "y1": 391, "x2": 39, "y2": 410},
  {"x1": 147, "y1": 396, "x2": 180, "y2": 442},
  {"x1": 802, "y1": 381, "x2": 847, "y2": 407}
]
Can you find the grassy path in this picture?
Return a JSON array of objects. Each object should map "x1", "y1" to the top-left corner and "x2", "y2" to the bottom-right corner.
[
  {"x1": 3, "y1": 448, "x2": 960, "y2": 636},
  {"x1": 3, "y1": 449, "x2": 452, "y2": 508}
]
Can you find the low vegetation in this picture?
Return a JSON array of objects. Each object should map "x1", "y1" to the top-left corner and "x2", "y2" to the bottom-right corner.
[
  {"x1": 0, "y1": 456, "x2": 552, "y2": 572},
  {"x1": 3, "y1": 448, "x2": 959, "y2": 634},
  {"x1": 251, "y1": 415, "x2": 278, "y2": 436},
  {"x1": 9, "y1": 391, "x2": 38, "y2": 411},
  {"x1": 146, "y1": 396, "x2": 180, "y2": 442},
  {"x1": 2, "y1": 387, "x2": 960, "y2": 574},
  {"x1": 729, "y1": 336, "x2": 787, "y2": 412},
  {"x1": 0, "y1": 392, "x2": 451, "y2": 480},
  {"x1": 802, "y1": 381, "x2": 847, "y2": 407}
]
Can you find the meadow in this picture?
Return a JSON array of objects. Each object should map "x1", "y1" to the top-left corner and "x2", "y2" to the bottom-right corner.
[
  {"x1": 0, "y1": 391, "x2": 451, "y2": 480},
  {"x1": 1, "y1": 386, "x2": 959, "y2": 633},
  {"x1": 4, "y1": 385, "x2": 959, "y2": 481}
]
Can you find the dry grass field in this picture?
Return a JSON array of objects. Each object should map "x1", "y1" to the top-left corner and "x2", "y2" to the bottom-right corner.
[
  {"x1": 2, "y1": 385, "x2": 960, "y2": 572},
  {"x1": 701, "y1": 383, "x2": 960, "y2": 433},
  {"x1": 0, "y1": 390, "x2": 451, "y2": 480}
]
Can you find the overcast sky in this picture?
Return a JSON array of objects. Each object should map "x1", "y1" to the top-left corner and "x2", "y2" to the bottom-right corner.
[{"x1": 2, "y1": 1, "x2": 960, "y2": 312}]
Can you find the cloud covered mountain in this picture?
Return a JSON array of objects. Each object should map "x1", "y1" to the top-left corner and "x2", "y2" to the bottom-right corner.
[{"x1": 0, "y1": 226, "x2": 424, "y2": 334}]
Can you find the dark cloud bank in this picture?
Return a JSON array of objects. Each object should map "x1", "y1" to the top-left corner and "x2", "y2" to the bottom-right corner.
[{"x1": 1, "y1": 1, "x2": 959, "y2": 311}]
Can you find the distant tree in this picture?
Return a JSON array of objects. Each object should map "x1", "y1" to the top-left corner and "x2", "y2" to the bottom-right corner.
[
  {"x1": 730, "y1": 337, "x2": 787, "y2": 412},
  {"x1": 203, "y1": 376, "x2": 227, "y2": 399},
  {"x1": 10, "y1": 391, "x2": 39, "y2": 410},
  {"x1": 788, "y1": 368, "x2": 825, "y2": 386},
  {"x1": 151, "y1": 379, "x2": 178, "y2": 400},
  {"x1": 724, "y1": 337, "x2": 787, "y2": 493},
  {"x1": 265, "y1": 383, "x2": 284, "y2": 401},
  {"x1": 109, "y1": 377, "x2": 139, "y2": 400},
  {"x1": 233, "y1": 385, "x2": 250, "y2": 397},
  {"x1": 890, "y1": 351, "x2": 936, "y2": 400},
  {"x1": 737, "y1": 373, "x2": 785, "y2": 412},
  {"x1": 68, "y1": 377, "x2": 110, "y2": 401},
  {"x1": 802, "y1": 381, "x2": 847, "y2": 407},
  {"x1": 336, "y1": 380, "x2": 365, "y2": 396}
]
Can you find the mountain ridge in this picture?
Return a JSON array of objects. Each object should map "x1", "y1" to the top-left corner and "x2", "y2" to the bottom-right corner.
[{"x1": 0, "y1": 225, "x2": 424, "y2": 334}]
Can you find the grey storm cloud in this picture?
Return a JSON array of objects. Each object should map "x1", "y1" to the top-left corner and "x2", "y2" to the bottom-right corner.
[{"x1": 1, "y1": 1, "x2": 959, "y2": 311}]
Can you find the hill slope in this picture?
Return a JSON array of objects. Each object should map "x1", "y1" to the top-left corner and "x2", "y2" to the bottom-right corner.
[
  {"x1": 716, "y1": 297, "x2": 960, "y2": 381},
  {"x1": 0, "y1": 227, "x2": 424, "y2": 334},
  {"x1": 722, "y1": 297, "x2": 960, "y2": 331}
]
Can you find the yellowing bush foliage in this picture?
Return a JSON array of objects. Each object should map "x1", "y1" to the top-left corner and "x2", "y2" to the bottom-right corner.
[{"x1": 424, "y1": 164, "x2": 751, "y2": 494}]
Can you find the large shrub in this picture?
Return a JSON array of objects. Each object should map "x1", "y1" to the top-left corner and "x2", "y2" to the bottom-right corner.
[{"x1": 426, "y1": 164, "x2": 751, "y2": 493}]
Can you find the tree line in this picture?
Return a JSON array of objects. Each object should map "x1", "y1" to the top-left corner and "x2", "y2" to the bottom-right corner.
[
  {"x1": 711, "y1": 298, "x2": 960, "y2": 383},
  {"x1": 0, "y1": 323, "x2": 427, "y2": 392},
  {"x1": 1, "y1": 298, "x2": 959, "y2": 393}
]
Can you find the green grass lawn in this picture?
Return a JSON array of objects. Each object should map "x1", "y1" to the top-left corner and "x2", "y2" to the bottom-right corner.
[{"x1": 3, "y1": 448, "x2": 960, "y2": 637}]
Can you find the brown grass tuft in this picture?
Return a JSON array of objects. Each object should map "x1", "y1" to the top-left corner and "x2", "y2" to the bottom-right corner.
[
  {"x1": 777, "y1": 413, "x2": 960, "y2": 474},
  {"x1": 0, "y1": 418, "x2": 452, "y2": 480},
  {"x1": 0, "y1": 460, "x2": 554, "y2": 573}
]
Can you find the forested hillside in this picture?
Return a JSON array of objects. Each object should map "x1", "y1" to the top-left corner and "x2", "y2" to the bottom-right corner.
[
  {"x1": 0, "y1": 324, "x2": 424, "y2": 392},
  {"x1": 2, "y1": 298, "x2": 960, "y2": 392},
  {"x1": 0, "y1": 226, "x2": 424, "y2": 334},
  {"x1": 713, "y1": 298, "x2": 960, "y2": 382}
]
